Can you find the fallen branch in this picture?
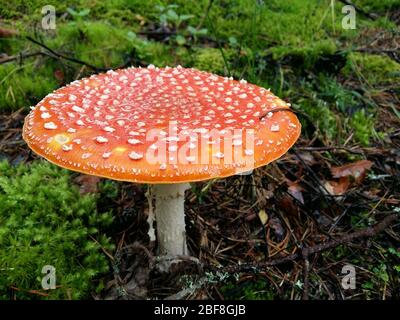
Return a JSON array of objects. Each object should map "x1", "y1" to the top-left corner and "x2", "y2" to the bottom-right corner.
[
  {"x1": 2, "y1": 37, "x2": 144, "y2": 71},
  {"x1": 0, "y1": 51, "x2": 44, "y2": 65},
  {"x1": 26, "y1": 36, "x2": 106, "y2": 71},
  {"x1": 216, "y1": 214, "x2": 398, "y2": 273},
  {"x1": 297, "y1": 146, "x2": 364, "y2": 155},
  {"x1": 166, "y1": 214, "x2": 397, "y2": 300}
]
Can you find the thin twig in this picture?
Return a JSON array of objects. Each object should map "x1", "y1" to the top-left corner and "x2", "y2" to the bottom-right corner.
[
  {"x1": 354, "y1": 48, "x2": 399, "y2": 54},
  {"x1": 196, "y1": 0, "x2": 215, "y2": 31},
  {"x1": 296, "y1": 146, "x2": 364, "y2": 155},
  {"x1": 302, "y1": 255, "x2": 310, "y2": 300},
  {"x1": 214, "y1": 214, "x2": 397, "y2": 273},
  {"x1": 26, "y1": 36, "x2": 105, "y2": 71},
  {"x1": 169, "y1": 215, "x2": 397, "y2": 300},
  {"x1": 0, "y1": 51, "x2": 44, "y2": 65}
]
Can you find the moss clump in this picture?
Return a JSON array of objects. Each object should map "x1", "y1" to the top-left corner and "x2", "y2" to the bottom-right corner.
[
  {"x1": 193, "y1": 48, "x2": 228, "y2": 74},
  {"x1": 0, "y1": 0, "x2": 77, "y2": 19},
  {"x1": 0, "y1": 63, "x2": 58, "y2": 111},
  {"x1": 298, "y1": 90, "x2": 382, "y2": 146},
  {"x1": 0, "y1": 160, "x2": 114, "y2": 300},
  {"x1": 220, "y1": 279, "x2": 275, "y2": 300},
  {"x1": 354, "y1": 0, "x2": 400, "y2": 13},
  {"x1": 47, "y1": 21, "x2": 137, "y2": 69},
  {"x1": 269, "y1": 40, "x2": 337, "y2": 70},
  {"x1": 0, "y1": 20, "x2": 177, "y2": 111},
  {"x1": 298, "y1": 97, "x2": 339, "y2": 142},
  {"x1": 295, "y1": 74, "x2": 385, "y2": 146},
  {"x1": 349, "y1": 109, "x2": 383, "y2": 146},
  {"x1": 343, "y1": 52, "x2": 400, "y2": 86}
]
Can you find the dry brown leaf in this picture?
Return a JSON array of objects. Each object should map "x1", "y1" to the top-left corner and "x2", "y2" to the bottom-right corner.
[
  {"x1": 331, "y1": 160, "x2": 373, "y2": 183},
  {"x1": 324, "y1": 177, "x2": 351, "y2": 196},
  {"x1": 287, "y1": 182, "x2": 304, "y2": 204},
  {"x1": 74, "y1": 174, "x2": 101, "y2": 194},
  {"x1": 269, "y1": 216, "x2": 286, "y2": 241},
  {"x1": 0, "y1": 27, "x2": 18, "y2": 38},
  {"x1": 297, "y1": 152, "x2": 316, "y2": 166},
  {"x1": 386, "y1": 198, "x2": 400, "y2": 205},
  {"x1": 278, "y1": 195, "x2": 298, "y2": 216}
]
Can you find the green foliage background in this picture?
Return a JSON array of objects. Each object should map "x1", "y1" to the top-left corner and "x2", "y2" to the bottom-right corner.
[
  {"x1": 0, "y1": 161, "x2": 114, "y2": 299},
  {"x1": 0, "y1": 0, "x2": 399, "y2": 299}
]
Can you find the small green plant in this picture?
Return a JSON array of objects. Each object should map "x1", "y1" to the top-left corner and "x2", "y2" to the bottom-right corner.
[
  {"x1": 373, "y1": 263, "x2": 390, "y2": 283},
  {"x1": 361, "y1": 246, "x2": 400, "y2": 294},
  {"x1": 155, "y1": 4, "x2": 207, "y2": 46},
  {"x1": 388, "y1": 247, "x2": 400, "y2": 274},
  {"x1": 350, "y1": 210, "x2": 377, "y2": 228},
  {"x1": 67, "y1": 7, "x2": 90, "y2": 19},
  {"x1": 316, "y1": 75, "x2": 364, "y2": 114},
  {"x1": 156, "y1": 4, "x2": 194, "y2": 30},
  {"x1": 0, "y1": 160, "x2": 114, "y2": 300},
  {"x1": 186, "y1": 25, "x2": 208, "y2": 43}
]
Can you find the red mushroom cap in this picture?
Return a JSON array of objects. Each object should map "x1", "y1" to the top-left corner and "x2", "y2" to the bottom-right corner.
[{"x1": 23, "y1": 66, "x2": 301, "y2": 183}]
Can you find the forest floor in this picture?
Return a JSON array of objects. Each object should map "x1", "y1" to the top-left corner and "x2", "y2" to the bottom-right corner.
[{"x1": 0, "y1": 0, "x2": 399, "y2": 300}]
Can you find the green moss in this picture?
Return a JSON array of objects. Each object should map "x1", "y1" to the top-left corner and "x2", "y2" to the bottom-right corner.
[
  {"x1": 295, "y1": 74, "x2": 384, "y2": 146},
  {"x1": 135, "y1": 40, "x2": 176, "y2": 67},
  {"x1": 0, "y1": 160, "x2": 114, "y2": 300},
  {"x1": 269, "y1": 40, "x2": 337, "y2": 69},
  {"x1": 34, "y1": 20, "x2": 170, "y2": 69},
  {"x1": 0, "y1": 63, "x2": 58, "y2": 111},
  {"x1": 349, "y1": 109, "x2": 383, "y2": 146},
  {"x1": 220, "y1": 279, "x2": 275, "y2": 300},
  {"x1": 355, "y1": 0, "x2": 400, "y2": 13},
  {"x1": 0, "y1": 20, "x2": 178, "y2": 111},
  {"x1": 298, "y1": 97, "x2": 339, "y2": 141},
  {"x1": 343, "y1": 52, "x2": 400, "y2": 86},
  {"x1": 208, "y1": 1, "x2": 336, "y2": 47},
  {"x1": 193, "y1": 48, "x2": 228, "y2": 74},
  {"x1": 298, "y1": 91, "x2": 382, "y2": 146},
  {"x1": 47, "y1": 21, "x2": 137, "y2": 68},
  {"x1": 0, "y1": 0, "x2": 76, "y2": 19}
]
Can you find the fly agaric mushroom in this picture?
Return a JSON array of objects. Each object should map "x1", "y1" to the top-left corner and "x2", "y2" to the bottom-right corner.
[{"x1": 23, "y1": 65, "x2": 301, "y2": 256}]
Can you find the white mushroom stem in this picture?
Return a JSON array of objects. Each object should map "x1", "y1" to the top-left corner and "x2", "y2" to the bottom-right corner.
[{"x1": 153, "y1": 183, "x2": 190, "y2": 256}]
